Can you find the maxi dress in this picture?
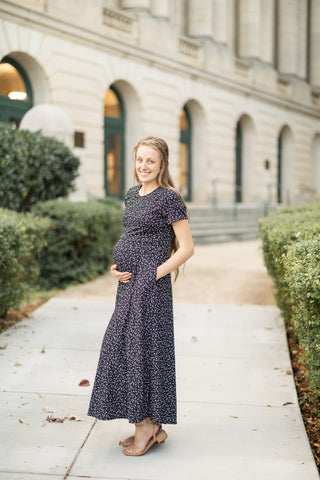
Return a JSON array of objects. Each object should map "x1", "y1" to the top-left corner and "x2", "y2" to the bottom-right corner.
[{"x1": 87, "y1": 185, "x2": 188, "y2": 425}]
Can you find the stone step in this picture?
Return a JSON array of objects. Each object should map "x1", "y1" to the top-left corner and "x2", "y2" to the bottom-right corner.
[{"x1": 187, "y1": 204, "x2": 266, "y2": 244}]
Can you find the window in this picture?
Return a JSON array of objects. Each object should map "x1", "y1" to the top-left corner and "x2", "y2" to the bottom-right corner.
[
  {"x1": 0, "y1": 57, "x2": 33, "y2": 126},
  {"x1": 179, "y1": 106, "x2": 192, "y2": 200},
  {"x1": 104, "y1": 86, "x2": 125, "y2": 198}
]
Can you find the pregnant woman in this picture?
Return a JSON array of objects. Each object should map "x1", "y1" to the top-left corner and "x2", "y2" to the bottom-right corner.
[{"x1": 88, "y1": 136, "x2": 194, "y2": 456}]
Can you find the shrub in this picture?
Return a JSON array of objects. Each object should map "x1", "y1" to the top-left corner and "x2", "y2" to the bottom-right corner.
[
  {"x1": 0, "y1": 123, "x2": 80, "y2": 212},
  {"x1": 0, "y1": 208, "x2": 50, "y2": 316},
  {"x1": 285, "y1": 239, "x2": 320, "y2": 394},
  {"x1": 32, "y1": 198, "x2": 123, "y2": 289},
  {"x1": 258, "y1": 204, "x2": 320, "y2": 324},
  {"x1": 259, "y1": 202, "x2": 320, "y2": 397}
]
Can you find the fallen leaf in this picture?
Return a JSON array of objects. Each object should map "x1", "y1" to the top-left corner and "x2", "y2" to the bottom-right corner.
[
  {"x1": 14, "y1": 362, "x2": 22, "y2": 367},
  {"x1": 191, "y1": 336, "x2": 198, "y2": 343},
  {"x1": 230, "y1": 415, "x2": 239, "y2": 419},
  {"x1": 252, "y1": 428, "x2": 258, "y2": 431},
  {"x1": 282, "y1": 401, "x2": 294, "y2": 406},
  {"x1": 67, "y1": 415, "x2": 83, "y2": 422},
  {"x1": 42, "y1": 406, "x2": 55, "y2": 413},
  {"x1": 79, "y1": 379, "x2": 90, "y2": 387},
  {"x1": 267, "y1": 404, "x2": 272, "y2": 407},
  {"x1": 41, "y1": 346, "x2": 46, "y2": 353},
  {"x1": 0, "y1": 344, "x2": 7, "y2": 350},
  {"x1": 286, "y1": 370, "x2": 292, "y2": 375},
  {"x1": 41, "y1": 423, "x2": 46, "y2": 428},
  {"x1": 18, "y1": 419, "x2": 23, "y2": 423},
  {"x1": 46, "y1": 415, "x2": 65, "y2": 423}
]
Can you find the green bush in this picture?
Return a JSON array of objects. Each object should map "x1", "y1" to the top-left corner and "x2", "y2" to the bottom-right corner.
[
  {"x1": 285, "y1": 240, "x2": 320, "y2": 394},
  {"x1": 0, "y1": 124, "x2": 80, "y2": 212},
  {"x1": 258, "y1": 204, "x2": 320, "y2": 324},
  {"x1": 32, "y1": 198, "x2": 123, "y2": 289},
  {"x1": 0, "y1": 208, "x2": 50, "y2": 316},
  {"x1": 259, "y1": 202, "x2": 320, "y2": 397}
]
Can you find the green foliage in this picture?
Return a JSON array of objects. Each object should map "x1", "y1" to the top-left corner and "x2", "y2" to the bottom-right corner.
[
  {"x1": 258, "y1": 203, "x2": 320, "y2": 324},
  {"x1": 0, "y1": 208, "x2": 50, "y2": 316},
  {"x1": 285, "y1": 240, "x2": 320, "y2": 394},
  {"x1": 32, "y1": 198, "x2": 123, "y2": 289},
  {"x1": 0, "y1": 123, "x2": 80, "y2": 212},
  {"x1": 259, "y1": 202, "x2": 320, "y2": 396}
]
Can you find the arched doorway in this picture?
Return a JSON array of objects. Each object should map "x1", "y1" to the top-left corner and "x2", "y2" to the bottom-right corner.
[
  {"x1": 0, "y1": 56, "x2": 33, "y2": 126},
  {"x1": 235, "y1": 115, "x2": 254, "y2": 203},
  {"x1": 179, "y1": 105, "x2": 192, "y2": 200},
  {"x1": 104, "y1": 85, "x2": 125, "y2": 198},
  {"x1": 277, "y1": 126, "x2": 293, "y2": 204},
  {"x1": 235, "y1": 120, "x2": 242, "y2": 203}
]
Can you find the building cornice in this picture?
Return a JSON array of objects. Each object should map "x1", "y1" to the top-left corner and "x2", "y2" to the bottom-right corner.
[{"x1": 0, "y1": 0, "x2": 319, "y2": 120}]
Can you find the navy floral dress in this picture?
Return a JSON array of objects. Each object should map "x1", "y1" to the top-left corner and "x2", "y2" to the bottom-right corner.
[{"x1": 88, "y1": 185, "x2": 188, "y2": 425}]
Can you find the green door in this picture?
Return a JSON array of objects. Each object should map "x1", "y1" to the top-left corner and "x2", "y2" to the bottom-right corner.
[
  {"x1": 104, "y1": 86, "x2": 125, "y2": 198},
  {"x1": 235, "y1": 121, "x2": 242, "y2": 203},
  {"x1": 277, "y1": 133, "x2": 282, "y2": 203}
]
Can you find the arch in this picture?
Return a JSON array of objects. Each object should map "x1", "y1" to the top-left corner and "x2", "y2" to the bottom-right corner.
[
  {"x1": 235, "y1": 114, "x2": 255, "y2": 203},
  {"x1": 179, "y1": 98, "x2": 206, "y2": 203},
  {"x1": 311, "y1": 134, "x2": 320, "y2": 197},
  {"x1": 104, "y1": 80, "x2": 141, "y2": 198},
  {"x1": 277, "y1": 125, "x2": 293, "y2": 204},
  {"x1": 0, "y1": 56, "x2": 33, "y2": 126},
  {"x1": 3, "y1": 51, "x2": 49, "y2": 104}
]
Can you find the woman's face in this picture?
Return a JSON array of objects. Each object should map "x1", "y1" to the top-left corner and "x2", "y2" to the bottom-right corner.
[{"x1": 135, "y1": 145, "x2": 161, "y2": 185}]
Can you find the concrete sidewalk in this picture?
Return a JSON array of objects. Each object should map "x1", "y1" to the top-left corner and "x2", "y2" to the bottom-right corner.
[{"x1": 0, "y1": 297, "x2": 318, "y2": 480}]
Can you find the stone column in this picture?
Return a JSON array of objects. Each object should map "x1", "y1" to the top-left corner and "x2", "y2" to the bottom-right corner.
[
  {"x1": 151, "y1": 0, "x2": 170, "y2": 18},
  {"x1": 188, "y1": 0, "x2": 214, "y2": 39},
  {"x1": 277, "y1": 0, "x2": 298, "y2": 75},
  {"x1": 260, "y1": 0, "x2": 275, "y2": 64},
  {"x1": 173, "y1": 0, "x2": 187, "y2": 35},
  {"x1": 297, "y1": 0, "x2": 307, "y2": 79},
  {"x1": 121, "y1": 0, "x2": 150, "y2": 11},
  {"x1": 310, "y1": 0, "x2": 320, "y2": 89},
  {"x1": 238, "y1": 0, "x2": 261, "y2": 59},
  {"x1": 213, "y1": 0, "x2": 228, "y2": 44}
]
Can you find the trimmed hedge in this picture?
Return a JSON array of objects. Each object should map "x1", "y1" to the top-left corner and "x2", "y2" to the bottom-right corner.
[
  {"x1": 258, "y1": 203, "x2": 320, "y2": 324},
  {"x1": 285, "y1": 240, "x2": 320, "y2": 393},
  {"x1": 259, "y1": 203, "x2": 320, "y2": 396},
  {"x1": 32, "y1": 198, "x2": 123, "y2": 289},
  {"x1": 0, "y1": 123, "x2": 80, "y2": 212},
  {"x1": 0, "y1": 209, "x2": 50, "y2": 316}
]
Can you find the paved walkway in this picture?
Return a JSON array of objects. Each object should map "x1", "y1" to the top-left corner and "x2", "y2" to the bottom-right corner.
[{"x1": 0, "y1": 296, "x2": 318, "y2": 479}]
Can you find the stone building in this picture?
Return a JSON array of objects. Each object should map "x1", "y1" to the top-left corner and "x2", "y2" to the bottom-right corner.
[{"x1": 0, "y1": 0, "x2": 320, "y2": 206}]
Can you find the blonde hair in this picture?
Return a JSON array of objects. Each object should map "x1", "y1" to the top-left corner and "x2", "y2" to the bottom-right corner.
[{"x1": 133, "y1": 136, "x2": 188, "y2": 280}]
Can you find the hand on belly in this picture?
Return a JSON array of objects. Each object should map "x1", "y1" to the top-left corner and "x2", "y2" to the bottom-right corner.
[{"x1": 110, "y1": 264, "x2": 132, "y2": 284}]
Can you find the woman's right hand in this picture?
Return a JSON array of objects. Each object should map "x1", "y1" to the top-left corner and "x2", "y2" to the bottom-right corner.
[{"x1": 110, "y1": 264, "x2": 133, "y2": 283}]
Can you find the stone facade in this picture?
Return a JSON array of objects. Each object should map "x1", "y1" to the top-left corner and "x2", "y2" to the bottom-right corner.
[{"x1": 0, "y1": 0, "x2": 320, "y2": 205}]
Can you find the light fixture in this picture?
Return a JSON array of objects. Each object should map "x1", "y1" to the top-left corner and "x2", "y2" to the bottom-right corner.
[{"x1": 8, "y1": 91, "x2": 27, "y2": 100}]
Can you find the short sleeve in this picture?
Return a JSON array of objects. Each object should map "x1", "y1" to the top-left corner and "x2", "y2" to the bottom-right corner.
[
  {"x1": 124, "y1": 186, "x2": 137, "y2": 207},
  {"x1": 163, "y1": 189, "x2": 188, "y2": 225}
]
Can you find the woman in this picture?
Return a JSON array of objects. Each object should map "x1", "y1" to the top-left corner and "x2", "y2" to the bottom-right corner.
[{"x1": 88, "y1": 136, "x2": 194, "y2": 456}]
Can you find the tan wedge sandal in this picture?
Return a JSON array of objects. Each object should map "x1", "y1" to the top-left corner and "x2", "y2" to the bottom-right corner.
[
  {"x1": 119, "y1": 424, "x2": 163, "y2": 448},
  {"x1": 122, "y1": 423, "x2": 167, "y2": 456}
]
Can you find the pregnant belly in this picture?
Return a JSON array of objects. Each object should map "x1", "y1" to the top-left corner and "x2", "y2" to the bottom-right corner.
[{"x1": 112, "y1": 235, "x2": 138, "y2": 272}]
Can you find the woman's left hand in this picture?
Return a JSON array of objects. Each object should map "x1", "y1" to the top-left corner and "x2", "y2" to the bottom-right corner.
[{"x1": 110, "y1": 264, "x2": 133, "y2": 283}]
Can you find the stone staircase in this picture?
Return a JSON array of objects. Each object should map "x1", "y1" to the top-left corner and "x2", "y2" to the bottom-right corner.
[{"x1": 188, "y1": 204, "x2": 272, "y2": 244}]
